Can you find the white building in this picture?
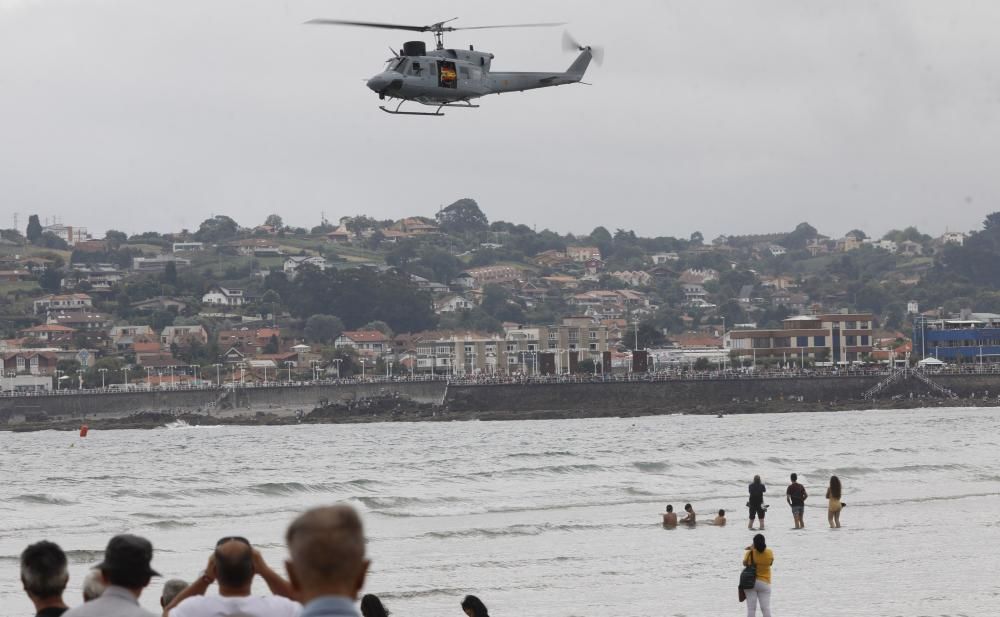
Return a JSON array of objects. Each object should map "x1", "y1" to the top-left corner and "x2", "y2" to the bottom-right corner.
[
  {"x1": 283, "y1": 255, "x2": 329, "y2": 277},
  {"x1": 41, "y1": 224, "x2": 91, "y2": 246},
  {"x1": 202, "y1": 286, "x2": 246, "y2": 307}
]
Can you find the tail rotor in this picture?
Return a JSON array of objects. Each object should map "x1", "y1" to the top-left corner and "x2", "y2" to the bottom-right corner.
[{"x1": 562, "y1": 31, "x2": 604, "y2": 66}]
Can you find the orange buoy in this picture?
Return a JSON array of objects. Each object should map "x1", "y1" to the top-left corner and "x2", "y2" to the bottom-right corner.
[{"x1": 79, "y1": 424, "x2": 89, "y2": 438}]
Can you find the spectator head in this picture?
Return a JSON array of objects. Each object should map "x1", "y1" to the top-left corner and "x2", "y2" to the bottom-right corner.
[
  {"x1": 214, "y1": 537, "x2": 254, "y2": 591},
  {"x1": 753, "y1": 475, "x2": 762, "y2": 485},
  {"x1": 20, "y1": 541, "x2": 68, "y2": 602},
  {"x1": 753, "y1": 534, "x2": 767, "y2": 552},
  {"x1": 790, "y1": 473, "x2": 798, "y2": 482},
  {"x1": 285, "y1": 505, "x2": 369, "y2": 602},
  {"x1": 160, "y1": 579, "x2": 188, "y2": 608},
  {"x1": 665, "y1": 504, "x2": 673, "y2": 513},
  {"x1": 96, "y1": 534, "x2": 159, "y2": 591},
  {"x1": 684, "y1": 503, "x2": 692, "y2": 512},
  {"x1": 82, "y1": 568, "x2": 107, "y2": 602},
  {"x1": 360, "y1": 593, "x2": 390, "y2": 617},
  {"x1": 718, "y1": 509, "x2": 726, "y2": 517},
  {"x1": 461, "y1": 595, "x2": 489, "y2": 617}
]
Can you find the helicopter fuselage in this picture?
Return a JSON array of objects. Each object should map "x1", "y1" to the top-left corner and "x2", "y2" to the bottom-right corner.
[{"x1": 366, "y1": 43, "x2": 591, "y2": 106}]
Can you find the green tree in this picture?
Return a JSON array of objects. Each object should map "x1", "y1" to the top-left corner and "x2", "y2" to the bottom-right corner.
[
  {"x1": 435, "y1": 198, "x2": 489, "y2": 234},
  {"x1": 362, "y1": 320, "x2": 394, "y2": 337},
  {"x1": 26, "y1": 214, "x2": 42, "y2": 243},
  {"x1": 194, "y1": 215, "x2": 239, "y2": 242},
  {"x1": 264, "y1": 214, "x2": 284, "y2": 229},
  {"x1": 263, "y1": 334, "x2": 280, "y2": 354},
  {"x1": 690, "y1": 231, "x2": 704, "y2": 245},
  {"x1": 37, "y1": 232, "x2": 69, "y2": 250},
  {"x1": 781, "y1": 222, "x2": 818, "y2": 250},
  {"x1": 39, "y1": 268, "x2": 63, "y2": 293},
  {"x1": 304, "y1": 314, "x2": 345, "y2": 344},
  {"x1": 162, "y1": 260, "x2": 178, "y2": 285},
  {"x1": 105, "y1": 229, "x2": 128, "y2": 249}
]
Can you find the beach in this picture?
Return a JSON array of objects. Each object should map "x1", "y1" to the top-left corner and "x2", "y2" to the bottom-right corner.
[{"x1": 2, "y1": 406, "x2": 998, "y2": 616}]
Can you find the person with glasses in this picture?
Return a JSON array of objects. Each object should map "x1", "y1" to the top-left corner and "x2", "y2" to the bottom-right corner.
[{"x1": 163, "y1": 536, "x2": 299, "y2": 617}]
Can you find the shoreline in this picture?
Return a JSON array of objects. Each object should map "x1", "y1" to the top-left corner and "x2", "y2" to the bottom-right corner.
[{"x1": 4, "y1": 396, "x2": 996, "y2": 433}]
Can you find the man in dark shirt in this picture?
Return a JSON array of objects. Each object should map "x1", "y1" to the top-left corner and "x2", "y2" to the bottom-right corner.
[
  {"x1": 786, "y1": 472, "x2": 808, "y2": 529},
  {"x1": 20, "y1": 540, "x2": 70, "y2": 617}
]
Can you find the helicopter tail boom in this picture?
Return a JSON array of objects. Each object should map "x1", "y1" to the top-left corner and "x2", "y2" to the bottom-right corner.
[{"x1": 488, "y1": 49, "x2": 593, "y2": 94}]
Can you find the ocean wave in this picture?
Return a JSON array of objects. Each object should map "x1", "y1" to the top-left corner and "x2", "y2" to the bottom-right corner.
[
  {"x1": 64, "y1": 550, "x2": 106, "y2": 563},
  {"x1": 468, "y1": 463, "x2": 605, "y2": 478},
  {"x1": 248, "y1": 482, "x2": 330, "y2": 496},
  {"x1": 633, "y1": 461, "x2": 670, "y2": 473},
  {"x1": 506, "y1": 450, "x2": 576, "y2": 458},
  {"x1": 146, "y1": 519, "x2": 195, "y2": 529},
  {"x1": 12, "y1": 494, "x2": 75, "y2": 505}
]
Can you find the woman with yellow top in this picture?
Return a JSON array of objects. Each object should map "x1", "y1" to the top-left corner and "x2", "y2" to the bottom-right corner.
[
  {"x1": 742, "y1": 534, "x2": 774, "y2": 617},
  {"x1": 826, "y1": 475, "x2": 843, "y2": 528}
]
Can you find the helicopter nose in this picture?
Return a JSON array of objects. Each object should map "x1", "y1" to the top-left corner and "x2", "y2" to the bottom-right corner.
[{"x1": 367, "y1": 73, "x2": 391, "y2": 93}]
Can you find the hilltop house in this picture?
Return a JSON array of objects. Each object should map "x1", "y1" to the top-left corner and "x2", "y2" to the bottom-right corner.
[{"x1": 202, "y1": 286, "x2": 246, "y2": 307}]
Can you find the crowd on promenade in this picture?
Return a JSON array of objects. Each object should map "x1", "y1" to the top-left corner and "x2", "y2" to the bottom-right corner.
[
  {"x1": 17, "y1": 504, "x2": 495, "y2": 617},
  {"x1": 7, "y1": 363, "x2": 998, "y2": 398}
]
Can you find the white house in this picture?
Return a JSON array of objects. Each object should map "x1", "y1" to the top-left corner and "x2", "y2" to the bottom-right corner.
[
  {"x1": 334, "y1": 330, "x2": 390, "y2": 356},
  {"x1": 768, "y1": 245, "x2": 787, "y2": 257},
  {"x1": 202, "y1": 286, "x2": 246, "y2": 307},
  {"x1": 283, "y1": 256, "x2": 329, "y2": 277},
  {"x1": 33, "y1": 293, "x2": 93, "y2": 315},
  {"x1": 650, "y1": 252, "x2": 679, "y2": 264},
  {"x1": 435, "y1": 294, "x2": 474, "y2": 314}
]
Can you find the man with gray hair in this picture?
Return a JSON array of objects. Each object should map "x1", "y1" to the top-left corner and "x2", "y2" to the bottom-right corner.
[
  {"x1": 160, "y1": 580, "x2": 188, "y2": 610},
  {"x1": 82, "y1": 569, "x2": 107, "y2": 602},
  {"x1": 285, "y1": 505, "x2": 369, "y2": 617},
  {"x1": 20, "y1": 540, "x2": 70, "y2": 617}
]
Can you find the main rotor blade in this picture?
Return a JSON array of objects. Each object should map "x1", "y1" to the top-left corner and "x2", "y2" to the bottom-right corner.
[
  {"x1": 305, "y1": 18, "x2": 430, "y2": 32},
  {"x1": 454, "y1": 22, "x2": 566, "y2": 31}
]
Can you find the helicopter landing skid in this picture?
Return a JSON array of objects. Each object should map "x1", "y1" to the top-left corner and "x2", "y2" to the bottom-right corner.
[{"x1": 379, "y1": 99, "x2": 480, "y2": 116}]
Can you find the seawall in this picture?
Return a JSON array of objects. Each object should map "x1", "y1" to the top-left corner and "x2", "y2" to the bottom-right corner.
[{"x1": 3, "y1": 373, "x2": 1000, "y2": 426}]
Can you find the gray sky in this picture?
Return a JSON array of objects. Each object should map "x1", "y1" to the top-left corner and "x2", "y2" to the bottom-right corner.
[{"x1": 2, "y1": 0, "x2": 999, "y2": 240}]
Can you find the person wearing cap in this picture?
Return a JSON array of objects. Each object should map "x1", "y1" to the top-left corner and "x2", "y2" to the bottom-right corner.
[
  {"x1": 20, "y1": 540, "x2": 70, "y2": 617},
  {"x1": 285, "y1": 505, "x2": 369, "y2": 617},
  {"x1": 63, "y1": 534, "x2": 160, "y2": 617},
  {"x1": 163, "y1": 537, "x2": 298, "y2": 617}
]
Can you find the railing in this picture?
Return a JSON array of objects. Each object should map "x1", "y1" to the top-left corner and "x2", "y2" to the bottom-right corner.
[
  {"x1": 2, "y1": 364, "x2": 999, "y2": 398},
  {"x1": 910, "y1": 369, "x2": 959, "y2": 399},
  {"x1": 862, "y1": 367, "x2": 908, "y2": 400}
]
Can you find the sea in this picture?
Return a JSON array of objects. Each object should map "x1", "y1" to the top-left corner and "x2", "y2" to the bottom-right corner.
[{"x1": 2, "y1": 406, "x2": 998, "y2": 616}]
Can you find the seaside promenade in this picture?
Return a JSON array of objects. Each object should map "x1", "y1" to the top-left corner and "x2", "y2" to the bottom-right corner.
[{"x1": 3, "y1": 365, "x2": 1000, "y2": 428}]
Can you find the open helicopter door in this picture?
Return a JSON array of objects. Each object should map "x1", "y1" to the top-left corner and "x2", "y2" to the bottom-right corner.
[{"x1": 438, "y1": 60, "x2": 458, "y2": 89}]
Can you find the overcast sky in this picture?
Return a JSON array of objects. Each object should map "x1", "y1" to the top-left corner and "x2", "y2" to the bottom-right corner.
[{"x1": 2, "y1": 0, "x2": 999, "y2": 240}]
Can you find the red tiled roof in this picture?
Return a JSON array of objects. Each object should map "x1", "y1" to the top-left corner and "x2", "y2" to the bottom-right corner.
[{"x1": 341, "y1": 330, "x2": 389, "y2": 342}]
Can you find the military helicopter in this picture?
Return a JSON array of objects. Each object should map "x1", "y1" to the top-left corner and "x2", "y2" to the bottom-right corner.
[{"x1": 306, "y1": 17, "x2": 602, "y2": 116}]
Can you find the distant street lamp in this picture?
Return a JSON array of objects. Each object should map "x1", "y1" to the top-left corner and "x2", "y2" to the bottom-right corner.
[
  {"x1": 332, "y1": 358, "x2": 342, "y2": 379},
  {"x1": 285, "y1": 361, "x2": 294, "y2": 382},
  {"x1": 214, "y1": 363, "x2": 222, "y2": 387},
  {"x1": 123, "y1": 367, "x2": 130, "y2": 388},
  {"x1": 98, "y1": 368, "x2": 108, "y2": 389}
]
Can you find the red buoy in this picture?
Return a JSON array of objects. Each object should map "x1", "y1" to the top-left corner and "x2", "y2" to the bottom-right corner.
[{"x1": 79, "y1": 424, "x2": 89, "y2": 438}]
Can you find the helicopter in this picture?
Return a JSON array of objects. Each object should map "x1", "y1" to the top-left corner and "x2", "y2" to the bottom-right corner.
[{"x1": 306, "y1": 17, "x2": 603, "y2": 116}]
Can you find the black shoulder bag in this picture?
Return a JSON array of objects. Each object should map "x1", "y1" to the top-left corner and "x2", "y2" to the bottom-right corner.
[{"x1": 739, "y1": 550, "x2": 757, "y2": 589}]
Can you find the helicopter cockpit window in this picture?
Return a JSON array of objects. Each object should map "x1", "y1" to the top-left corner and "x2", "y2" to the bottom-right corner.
[
  {"x1": 392, "y1": 58, "x2": 408, "y2": 73},
  {"x1": 409, "y1": 61, "x2": 423, "y2": 76}
]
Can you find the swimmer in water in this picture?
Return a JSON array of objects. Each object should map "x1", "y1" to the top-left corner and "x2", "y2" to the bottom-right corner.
[
  {"x1": 662, "y1": 504, "x2": 677, "y2": 528},
  {"x1": 713, "y1": 509, "x2": 727, "y2": 526},
  {"x1": 680, "y1": 503, "x2": 696, "y2": 526}
]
